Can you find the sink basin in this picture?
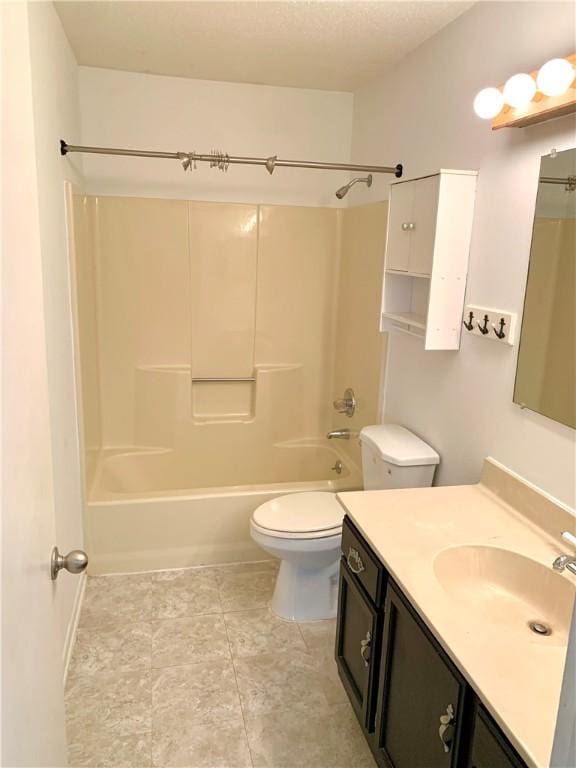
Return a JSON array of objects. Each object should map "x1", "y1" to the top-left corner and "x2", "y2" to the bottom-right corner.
[{"x1": 434, "y1": 546, "x2": 575, "y2": 645}]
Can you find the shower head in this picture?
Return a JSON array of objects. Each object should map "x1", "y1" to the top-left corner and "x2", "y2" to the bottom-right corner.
[{"x1": 335, "y1": 174, "x2": 373, "y2": 199}]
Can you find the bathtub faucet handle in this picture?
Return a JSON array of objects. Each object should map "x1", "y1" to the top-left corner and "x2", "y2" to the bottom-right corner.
[{"x1": 333, "y1": 388, "x2": 356, "y2": 418}]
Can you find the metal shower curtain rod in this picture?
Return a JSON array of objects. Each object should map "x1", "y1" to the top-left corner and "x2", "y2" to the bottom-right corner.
[
  {"x1": 60, "y1": 140, "x2": 403, "y2": 178},
  {"x1": 540, "y1": 175, "x2": 576, "y2": 190}
]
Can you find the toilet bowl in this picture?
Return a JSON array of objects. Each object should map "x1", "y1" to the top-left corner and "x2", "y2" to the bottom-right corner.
[
  {"x1": 249, "y1": 492, "x2": 344, "y2": 621},
  {"x1": 250, "y1": 425, "x2": 440, "y2": 622}
]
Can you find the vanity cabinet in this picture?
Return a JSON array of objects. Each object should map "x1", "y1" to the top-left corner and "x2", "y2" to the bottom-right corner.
[
  {"x1": 336, "y1": 519, "x2": 386, "y2": 732},
  {"x1": 335, "y1": 562, "x2": 382, "y2": 731},
  {"x1": 336, "y1": 516, "x2": 529, "y2": 768},
  {"x1": 467, "y1": 706, "x2": 527, "y2": 768},
  {"x1": 380, "y1": 169, "x2": 477, "y2": 350},
  {"x1": 375, "y1": 583, "x2": 467, "y2": 768}
]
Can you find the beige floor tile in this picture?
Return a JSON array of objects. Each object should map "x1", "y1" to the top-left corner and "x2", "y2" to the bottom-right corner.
[
  {"x1": 245, "y1": 703, "x2": 376, "y2": 768},
  {"x1": 212, "y1": 560, "x2": 278, "y2": 582},
  {"x1": 152, "y1": 719, "x2": 252, "y2": 767},
  {"x1": 298, "y1": 619, "x2": 346, "y2": 703},
  {"x1": 67, "y1": 730, "x2": 151, "y2": 767},
  {"x1": 65, "y1": 668, "x2": 152, "y2": 741},
  {"x1": 224, "y1": 608, "x2": 307, "y2": 658},
  {"x1": 79, "y1": 574, "x2": 153, "y2": 627},
  {"x1": 69, "y1": 622, "x2": 152, "y2": 677},
  {"x1": 152, "y1": 568, "x2": 222, "y2": 619},
  {"x1": 152, "y1": 659, "x2": 242, "y2": 731},
  {"x1": 233, "y1": 649, "x2": 330, "y2": 718},
  {"x1": 316, "y1": 651, "x2": 348, "y2": 704},
  {"x1": 218, "y1": 570, "x2": 277, "y2": 612},
  {"x1": 298, "y1": 618, "x2": 337, "y2": 654},
  {"x1": 152, "y1": 614, "x2": 230, "y2": 668}
]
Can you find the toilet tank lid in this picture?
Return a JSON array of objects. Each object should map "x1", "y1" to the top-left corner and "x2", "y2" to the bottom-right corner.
[{"x1": 359, "y1": 425, "x2": 440, "y2": 467}]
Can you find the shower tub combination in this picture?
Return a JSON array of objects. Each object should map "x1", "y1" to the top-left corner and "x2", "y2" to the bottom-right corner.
[
  {"x1": 69, "y1": 193, "x2": 384, "y2": 575},
  {"x1": 86, "y1": 440, "x2": 361, "y2": 574}
]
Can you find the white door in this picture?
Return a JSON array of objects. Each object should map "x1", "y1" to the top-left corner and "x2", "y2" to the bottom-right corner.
[
  {"x1": 409, "y1": 175, "x2": 439, "y2": 276},
  {"x1": 385, "y1": 181, "x2": 413, "y2": 272},
  {"x1": 1, "y1": 3, "x2": 68, "y2": 765}
]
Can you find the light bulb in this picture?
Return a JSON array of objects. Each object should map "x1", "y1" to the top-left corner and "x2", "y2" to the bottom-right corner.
[
  {"x1": 503, "y1": 73, "x2": 537, "y2": 108},
  {"x1": 473, "y1": 87, "x2": 504, "y2": 119},
  {"x1": 537, "y1": 58, "x2": 575, "y2": 96}
]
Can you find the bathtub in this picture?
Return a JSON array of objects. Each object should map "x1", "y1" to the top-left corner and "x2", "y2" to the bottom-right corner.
[{"x1": 86, "y1": 440, "x2": 362, "y2": 574}]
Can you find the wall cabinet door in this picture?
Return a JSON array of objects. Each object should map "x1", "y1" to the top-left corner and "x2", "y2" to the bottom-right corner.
[
  {"x1": 335, "y1": 561, "x2": 382, "y2": 733},
  {"x1": 468, "y1": 708, "x2": 527, "y2": 768},
  {"x1": 375, "y1": 583, "x2": 465, "y2": 768},
  {"x1": 409, "y1": 175, "x2": 439, "y2": 275},
  {"x1": 385, "y1": 182, "x2": 413, "y2": 272}
]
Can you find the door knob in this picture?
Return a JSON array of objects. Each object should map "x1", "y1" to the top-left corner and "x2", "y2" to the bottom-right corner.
[{"x1": 50, "y1": 546, "x2": 88, "y2": 580}]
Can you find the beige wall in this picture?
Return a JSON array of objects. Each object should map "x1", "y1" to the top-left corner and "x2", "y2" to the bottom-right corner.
[
  {"x1": 256, "y1": 205, "x2": 341, "y2": 438},
  {"x1": 331, "y1": 202, "x2": 388, "y2": 465},
  {"x1": 71, "y1": 195, "x2": 101, "y2": 487},
  {"x1": 96, "y1": 197, "x2": 191, "y2": 446},
  {"x1": 72, "y1": 196, "x2": 380, "y2": 495}
]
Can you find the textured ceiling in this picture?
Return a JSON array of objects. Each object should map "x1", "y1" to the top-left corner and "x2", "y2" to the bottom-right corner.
[{"x1": 55, "y1": 1, "x2": 474, "y2": 92}]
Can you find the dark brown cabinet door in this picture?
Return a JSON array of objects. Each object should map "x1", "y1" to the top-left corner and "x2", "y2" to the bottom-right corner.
[
  {"x1": 335, "y1": 561, "x2": 382, "y2": 732},
  {"x1": 468, "y1": 708, "x2": 527, "y2": 768},
  {"x1": 375, "y1": 583, "x2": 465, "y2": 768}
]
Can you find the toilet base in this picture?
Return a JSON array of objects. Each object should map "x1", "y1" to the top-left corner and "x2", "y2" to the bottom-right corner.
[{"x1": 271, "y1": 558, "x2": 340, "y2": 622}]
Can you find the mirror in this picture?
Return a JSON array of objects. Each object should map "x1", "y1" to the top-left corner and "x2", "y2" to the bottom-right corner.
[{"x1": 514, "y1": 147, "x2": 575, "y2": 429}]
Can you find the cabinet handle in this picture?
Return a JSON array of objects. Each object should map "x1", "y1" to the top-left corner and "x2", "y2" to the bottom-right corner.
[
  {"x1": 401, "y1": 222, "x2": 415, "y2": 231},
  {"x1": 438, "y1": 703, "x2": 455, "y2": 754},
  {"x1": 360, "y1": 630, "x2": 371, "y2": 667},
  {"x1": 347, "y1": 547, "x2": 365, "y2": 574}
]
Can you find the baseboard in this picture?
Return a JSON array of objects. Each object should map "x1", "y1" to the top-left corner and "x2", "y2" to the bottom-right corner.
[
  {"x1": 62, "y1": 572, "x2": 86, "y2": 686},
  {"x1": 88, "y1": 540, "x2": 264, "y2": 575}
]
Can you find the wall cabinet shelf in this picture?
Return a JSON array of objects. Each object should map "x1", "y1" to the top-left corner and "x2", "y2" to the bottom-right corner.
[
  {"x1": 381, "y1": 169, "x2": 477, "y2": 350},
  {"x1": 335, "y1": 516, "x2": 529, "y2": 768}
]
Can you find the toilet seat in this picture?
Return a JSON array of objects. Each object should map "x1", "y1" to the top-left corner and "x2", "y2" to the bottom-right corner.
[{"x1": 251, "y1": 492, "x2": 344, "y2": 540}]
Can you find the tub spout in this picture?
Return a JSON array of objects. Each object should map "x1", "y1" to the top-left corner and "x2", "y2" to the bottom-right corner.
[{"x1": 327, "y1": 429, "x2": 352, "y2": 440}]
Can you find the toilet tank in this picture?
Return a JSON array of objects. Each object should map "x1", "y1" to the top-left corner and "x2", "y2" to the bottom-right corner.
[{"x1": 359, "y1": 425, "x2": 439, "y2": 490}]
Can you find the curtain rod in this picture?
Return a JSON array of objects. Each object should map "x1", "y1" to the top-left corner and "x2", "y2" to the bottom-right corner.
[
  {"x1": 540, "y1": 175, "x2": 576, "y2": 191},
  {"x1": 60, "y1": 140, "x2": 403, "y2": 178}
]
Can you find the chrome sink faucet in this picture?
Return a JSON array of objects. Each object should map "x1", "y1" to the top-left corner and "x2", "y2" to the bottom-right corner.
[{"x1": 552, "y1": 531, "x2": 576, "y2": 575}]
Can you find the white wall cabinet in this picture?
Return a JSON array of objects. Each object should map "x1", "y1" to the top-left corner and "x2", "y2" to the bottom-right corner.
[{"x1": 381, "y1": 169, "x2": 477, "y2": 350}]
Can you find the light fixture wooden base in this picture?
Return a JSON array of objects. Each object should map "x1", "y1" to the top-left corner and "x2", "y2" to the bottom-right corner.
[{"x1": 492, "y1": 53, "x2": 576, "y2": 130}]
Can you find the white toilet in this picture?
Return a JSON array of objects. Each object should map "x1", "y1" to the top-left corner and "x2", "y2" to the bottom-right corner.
[{"x1": 250, "y1": 424, "x2": 440, "y2": 622}]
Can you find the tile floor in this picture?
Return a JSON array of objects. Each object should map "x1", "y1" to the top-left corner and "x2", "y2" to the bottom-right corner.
[{"x1": 65, "y1": 560, "x2": 376, "y2": 768}]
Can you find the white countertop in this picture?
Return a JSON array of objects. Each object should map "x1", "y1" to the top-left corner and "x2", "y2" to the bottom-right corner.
[{"x1": 337, "y1": 474, "x2": 575, "y2": 768}]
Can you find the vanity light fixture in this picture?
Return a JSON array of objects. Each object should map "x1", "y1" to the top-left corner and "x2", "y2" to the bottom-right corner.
[
  {"x1": 502, "y1": 73, "x2": 537, "y2": 109},
  {"x1": 473, "y1": 54, "x2": 576, "y2": 129},
  {"x1": 537, "y1": 58, "x2": 576, "y2": 96}
]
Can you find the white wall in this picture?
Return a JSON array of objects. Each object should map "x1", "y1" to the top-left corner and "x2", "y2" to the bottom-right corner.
[
  {"x1": 77, "y1": 67, "x2": 354, "y2": 206},
  {"x1": 27, "y1": 1, "x2": 86, "y2": 666},
  {"x1": 351, "y1": 1, "x2": 576, "y2": 507}
]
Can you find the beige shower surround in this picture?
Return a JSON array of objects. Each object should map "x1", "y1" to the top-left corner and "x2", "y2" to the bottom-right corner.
[{"x1": 70, "y1": 193, "x2": 387, "y2": 570}]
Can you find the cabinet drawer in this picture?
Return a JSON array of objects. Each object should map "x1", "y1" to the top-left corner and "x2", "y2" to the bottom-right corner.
[{"x1": 341, "y1": 516, "x2": 386, "y2": 607}]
